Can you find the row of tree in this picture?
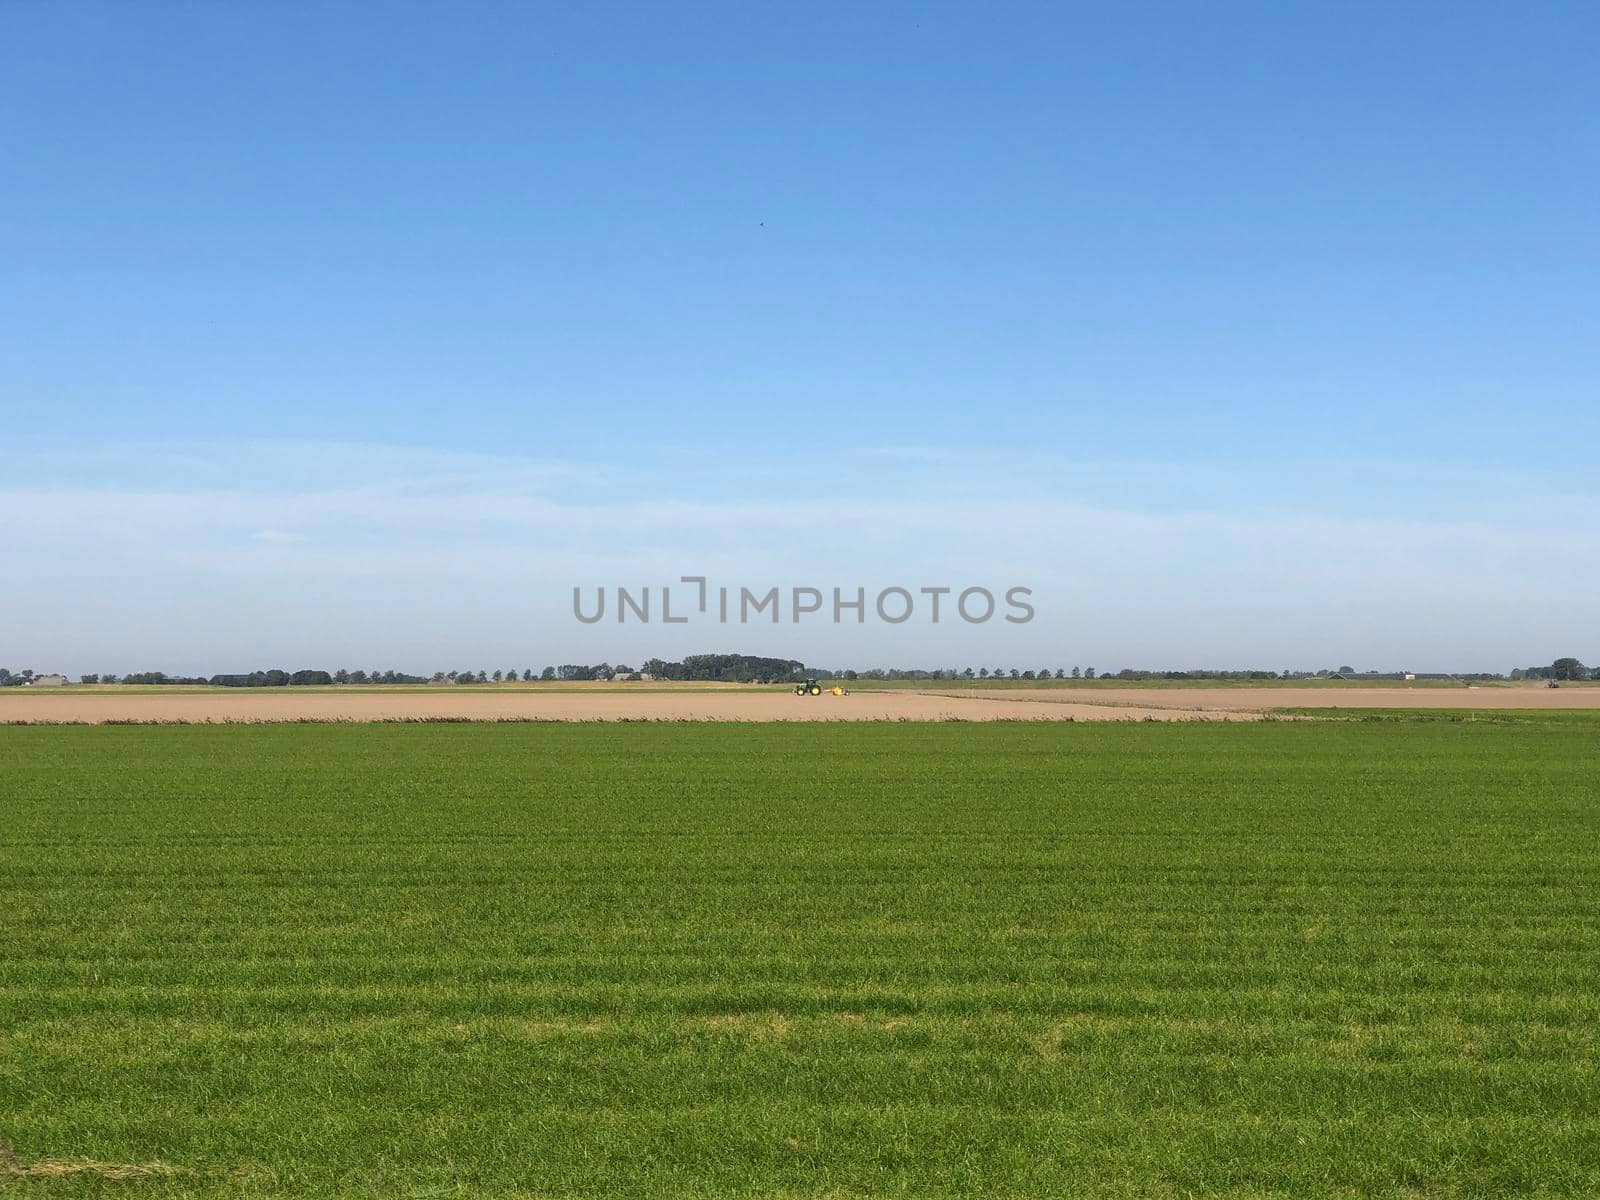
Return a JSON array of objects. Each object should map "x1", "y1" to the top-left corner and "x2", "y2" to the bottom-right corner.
[
  {"x1": 209, "y1": 669, "x2": 431, "y2": 687},
  {"x1": 21, "y1": 656, "x2": 1594, "y2": 686}
]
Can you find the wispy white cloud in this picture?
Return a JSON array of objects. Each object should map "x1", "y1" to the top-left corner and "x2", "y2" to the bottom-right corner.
[{"x1": 7, "y1": 479, "x2": 1598, "y2": 550}]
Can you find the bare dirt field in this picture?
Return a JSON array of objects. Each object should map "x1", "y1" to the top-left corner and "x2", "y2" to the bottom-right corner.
[
  {"x1": 917, "y1": 684, "x2": 1600, "y2": 713},
  {"x1": 0, "y1": 690, "x2": 1243, "y2": 724},
  {"x1": 1, "y1": 682, "x2": 1593, "y2": 724}
]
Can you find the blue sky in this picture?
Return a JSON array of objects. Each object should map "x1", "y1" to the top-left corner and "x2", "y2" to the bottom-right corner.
[{"x1": 4, "y1": 2, "x2": 1597, "y2": 674}]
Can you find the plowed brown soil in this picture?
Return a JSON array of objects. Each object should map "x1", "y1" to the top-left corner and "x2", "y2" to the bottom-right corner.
[
  {"x1": 2, "y1": 683, "x2": 1589, "y2": 725},
  {"x1": 919, "y1": 685, "x2": 1598, "y2": 711},
  {"x1": 0, "y1": 690, "x2": 1243, "y2": 724}
]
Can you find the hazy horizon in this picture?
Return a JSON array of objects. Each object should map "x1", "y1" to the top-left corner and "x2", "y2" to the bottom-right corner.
[{"x1": 7, "y1": 436, "x2": 1592, "y2": 680}]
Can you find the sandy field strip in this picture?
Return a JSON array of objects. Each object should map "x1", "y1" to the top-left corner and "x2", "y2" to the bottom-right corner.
[
  {"x1": 917, "y1": 685, "x2": 1600, "y2": 711},
  {"x1": 0, "y1": 690, "x2": 1249, "y2": 724},
  {"x1": 3, "y1": 683, "x2": 1592, "y2": 724}
]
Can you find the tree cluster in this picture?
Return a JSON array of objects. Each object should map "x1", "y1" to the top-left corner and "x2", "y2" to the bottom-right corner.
[
  {"x1": 1511, "y1": 657, "x2": 1591, "y2": 681},
  {"x1": 639, "y1": 654, "x2": 809, "y2": 683}
]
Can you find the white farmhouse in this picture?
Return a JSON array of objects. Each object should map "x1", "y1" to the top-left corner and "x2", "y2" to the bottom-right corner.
[{"x1": 27, "y1": 674, "x2": 68, "y2": 687}]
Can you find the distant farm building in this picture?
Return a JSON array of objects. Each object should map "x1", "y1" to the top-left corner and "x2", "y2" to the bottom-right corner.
[{"x1": 27, "y1": 674, "x2": 68, "y2": 687}]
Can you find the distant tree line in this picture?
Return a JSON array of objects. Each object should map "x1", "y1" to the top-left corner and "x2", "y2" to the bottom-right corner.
[
  {"x1": 62, "y1": 669, "x2": 431, "y2": 687},
  {"x1": 435, "y1": 669, "x2": 546, "y2": 683},
  {"x1": 27, "y1": 655, "x2": 1592, "y2": 686},
  {"x1": 209, "y1": 669, "x2": 428, "y2": 687}
]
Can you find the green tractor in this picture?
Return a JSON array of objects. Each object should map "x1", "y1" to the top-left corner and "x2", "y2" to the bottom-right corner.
[{"x1": 794, "y1": 678, "x2": 823, "y2": 696}]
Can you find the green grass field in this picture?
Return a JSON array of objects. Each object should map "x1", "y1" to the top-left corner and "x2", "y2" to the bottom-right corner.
[{"x1": 3, "y1": 720, "x2": 1598, "y2": 1197}]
